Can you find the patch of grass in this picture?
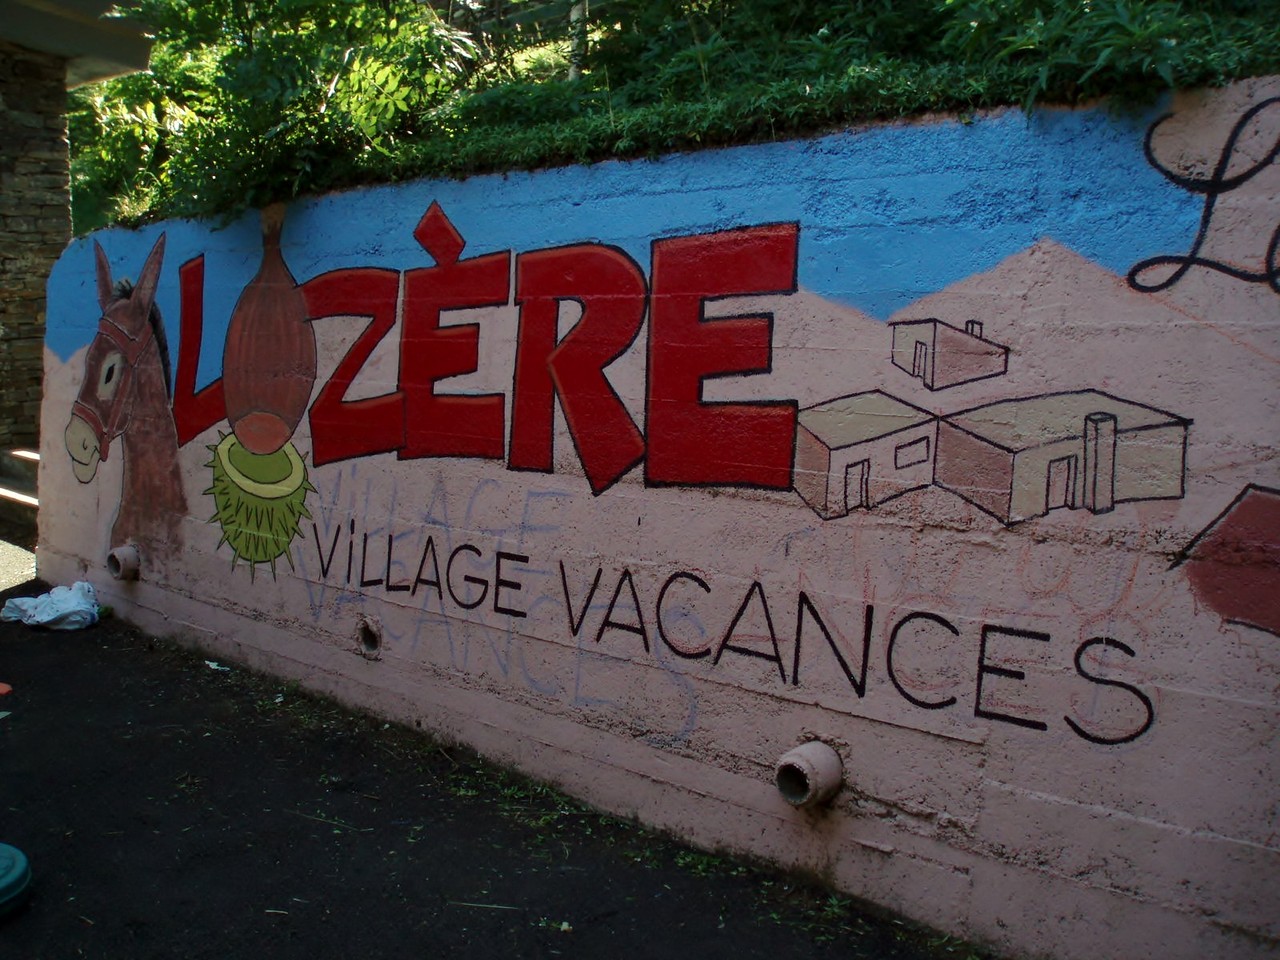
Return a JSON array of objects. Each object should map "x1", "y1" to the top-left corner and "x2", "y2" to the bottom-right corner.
[
  {"x1": 171, "y1": 771, "x2": 206, "y2": 797},
  {"x1": 674, "y1": 849, "x2": 749, "y2": 878}
]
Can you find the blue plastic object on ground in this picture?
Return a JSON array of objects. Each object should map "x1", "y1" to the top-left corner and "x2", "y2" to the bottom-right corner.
[{"x1": 0, "y1": 844, "x2": 31, "y2": 916}]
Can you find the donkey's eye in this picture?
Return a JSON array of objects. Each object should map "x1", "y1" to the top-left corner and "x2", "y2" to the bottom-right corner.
[{"x1": 97, "y1": 350, "x2": 124, "y2": 400}]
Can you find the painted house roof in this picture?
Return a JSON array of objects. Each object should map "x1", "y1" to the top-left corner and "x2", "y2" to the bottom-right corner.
[
  {"x1": 943, "y1": 389, "x2": 1189, "y2": 453},
  {"x1": 1171, "y1": 484, "x2": 1280, "y2": 638},
  {"x1": 890, "y1": 318, "x2": 980, "y2": 333},
  {"x1": 798, "y1": 390, "x2": 935, "y2": 449}
]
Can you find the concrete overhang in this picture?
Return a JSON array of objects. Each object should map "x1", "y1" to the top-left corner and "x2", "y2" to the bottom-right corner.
[{"x1": 1, "y1": 0, "x2": 152, "y2": 86}]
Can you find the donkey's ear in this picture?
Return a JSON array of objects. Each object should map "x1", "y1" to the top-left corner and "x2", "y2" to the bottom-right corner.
[
  {"x1": 133, "y1": 233, "x2": 167, "y2": 310},
  {"x1": 94, "y1": 241, "x2": 114, "y2": 311}
]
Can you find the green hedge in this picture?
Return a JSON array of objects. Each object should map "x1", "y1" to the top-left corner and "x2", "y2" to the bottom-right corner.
[{"x1": 69, "y1": 0, "x2": 1280, "y2": 229}]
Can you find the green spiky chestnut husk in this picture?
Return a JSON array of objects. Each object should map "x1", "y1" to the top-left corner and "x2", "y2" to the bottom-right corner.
[{"x1": 205, "y1": 433, "x2": 315, "y2": 577}]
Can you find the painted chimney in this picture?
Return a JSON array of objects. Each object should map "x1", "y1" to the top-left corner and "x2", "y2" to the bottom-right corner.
[{"x1": 965, "y1": 319, "x2": 984, "y2": 338}]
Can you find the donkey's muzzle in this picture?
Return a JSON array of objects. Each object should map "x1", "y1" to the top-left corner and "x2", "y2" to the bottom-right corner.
[{"x1": 65, "y1": 415, "x2": 102, "y2": 483}]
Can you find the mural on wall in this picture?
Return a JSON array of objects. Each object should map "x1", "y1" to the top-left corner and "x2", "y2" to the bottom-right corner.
[
  {"x1": 62, "y1": 206, "x2": 319, "y2": 576},
  {"x1": 53, "y1": 82, "x2": 1280, "y2": 736},
  {"x1": 205, "y1": 205, "x2": 317, "y2": 576},
  {"x1": 42, "y1": 78, "x2": 1280, "y2": 960},
  {"x1": 63, "y1": 236, "x2": 187, "y2": 559},
  {"x1": 154, "y1": 207, "x2": 1191, "y2": 529}
]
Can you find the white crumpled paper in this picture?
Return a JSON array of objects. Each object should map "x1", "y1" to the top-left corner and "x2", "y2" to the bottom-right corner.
[{"x1": 1, "y1": 581, "x2": 100, "y2": 630}]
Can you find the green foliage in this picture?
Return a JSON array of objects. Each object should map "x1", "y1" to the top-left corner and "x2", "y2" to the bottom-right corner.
[
  {"x1": 72, "y1": 0, "x2": 475, "y2": 229},
  {"x1": 390, "y1": 58, "x2": 1013, "y2": 181},
  {"x1": 939, "y1": 0, "x2": 1280, "y2": 109},
  {"x1": 70, "y1": 0, "x2": 1280, "y2": 229}
]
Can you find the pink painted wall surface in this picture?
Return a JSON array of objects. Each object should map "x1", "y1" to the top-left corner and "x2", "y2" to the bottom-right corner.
[{"x1": 39, "y1": 79, "x2": 1280, "y2": 959}]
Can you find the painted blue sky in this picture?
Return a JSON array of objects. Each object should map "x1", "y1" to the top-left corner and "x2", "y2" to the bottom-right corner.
[{"x1": 47, "y1": 99, "x2": 1200, "y2": 382}]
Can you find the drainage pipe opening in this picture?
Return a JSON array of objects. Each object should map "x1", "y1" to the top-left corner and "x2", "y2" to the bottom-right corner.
[
  {"x1": 107, "y1": 544, "x2": 140, "y2": 581},
  {"x1": 774, "y1": 741, "x2": 844, "y2": 808},
  {"x1": 776, "y1": 761, "x2": 815, "y2": 805}
]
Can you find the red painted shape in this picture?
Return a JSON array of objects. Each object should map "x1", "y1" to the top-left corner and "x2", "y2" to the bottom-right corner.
[
  {"x1": 172, "y1": 255, "x2": 227, "y2": 446},
  {"x1": 1176, "y1": 484, "x2": 1280, "y2": 637},
  {"x1": 646, "y1": 223, "x2": 799, "y2": 489},
  {"x1": 414, "y1": 200, "x2": 466, "y2": 266},
  {"x1": 304, "y1": 267, "x2": 405, "y2": 465},
  {"x1": 511, "y1": 244, "x2": 647, "y2": 493},
  {"x1": 399, "y1": 249, "x2": 511, "y2": 461},
  {"x1": 221, "y1": 206, "x2": 316, "y2": 455}
]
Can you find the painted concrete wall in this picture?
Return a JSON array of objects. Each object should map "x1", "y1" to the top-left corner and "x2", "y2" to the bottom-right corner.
[{"x1": 39, "y1": 78, "x2": 1280, "y2": 960}]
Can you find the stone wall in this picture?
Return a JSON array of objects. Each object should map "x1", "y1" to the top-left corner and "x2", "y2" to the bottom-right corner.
[
  {"x1": 39, "y1": 78, "x2": 1280, "y2": 960},
  {"x1": 0, "y1": 38, "x2": 69, "y2": 449}
]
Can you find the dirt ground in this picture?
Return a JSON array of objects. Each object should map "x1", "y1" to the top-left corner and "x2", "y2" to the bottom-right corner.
[{"x1": 0, "y1": 575, "x2": 991, "y2": 960}]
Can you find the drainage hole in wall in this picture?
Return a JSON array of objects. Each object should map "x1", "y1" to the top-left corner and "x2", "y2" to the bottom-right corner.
[
  {"x1": 107, "y1": 553, "x2": 123, "y2": 578},
  {"x1": 776, "y1": 762, "x2": 812, "y2": 805},
  {"x1": 357, "y1": 619, "x2": 381, "y2": 657}
]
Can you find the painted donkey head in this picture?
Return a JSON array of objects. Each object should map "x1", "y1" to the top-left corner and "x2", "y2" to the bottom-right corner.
[{"x1": 64, "y1": 235, "x2": 170, "y2": 483}]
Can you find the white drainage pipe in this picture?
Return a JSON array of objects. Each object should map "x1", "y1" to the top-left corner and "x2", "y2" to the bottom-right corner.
[
  {"x1": 775, "y1": 741, "x2": 844, "y2": 808},
  {"x1": 107, "y1": 544, "x2": 140, "y2": 581}
]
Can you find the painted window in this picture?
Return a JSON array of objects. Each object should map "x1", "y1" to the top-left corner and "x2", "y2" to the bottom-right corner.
[{"x1": 894, "y1": 436, "x2": 930, "y2": 469}]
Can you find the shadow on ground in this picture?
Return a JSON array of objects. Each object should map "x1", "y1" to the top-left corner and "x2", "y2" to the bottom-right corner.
[{"x1": 0, "y1": 572, "x2": 991, "y2": 960}]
